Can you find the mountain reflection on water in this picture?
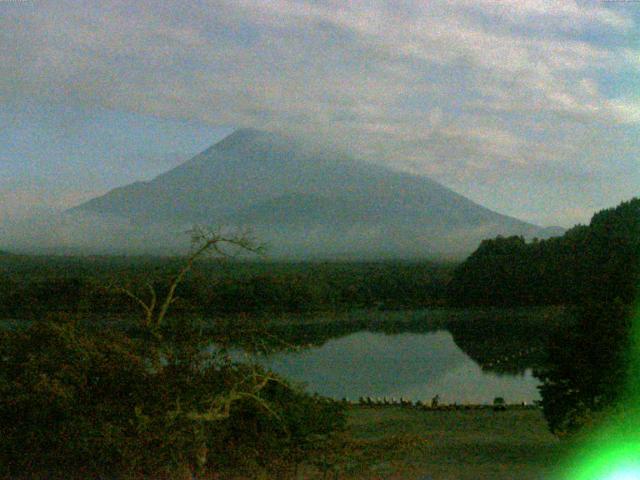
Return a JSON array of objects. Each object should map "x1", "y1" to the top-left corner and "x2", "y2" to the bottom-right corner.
[{"x1": 249, "y1": 330, "x2": 541, "y2": 404}]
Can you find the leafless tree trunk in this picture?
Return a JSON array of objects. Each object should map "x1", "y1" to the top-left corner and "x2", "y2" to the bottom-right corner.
[{"x1": 114, "y1": 226, "x2": 263, "y2": 330}]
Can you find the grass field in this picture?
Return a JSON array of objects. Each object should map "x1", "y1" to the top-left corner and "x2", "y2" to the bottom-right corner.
[{"x1": 333, "y1": 406, "x2": 571, "y2": 480}]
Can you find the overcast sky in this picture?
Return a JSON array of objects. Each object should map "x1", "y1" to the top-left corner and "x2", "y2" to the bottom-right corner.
[{"x1": 2, "y1": 0, "x2": 639, "y2": 227}]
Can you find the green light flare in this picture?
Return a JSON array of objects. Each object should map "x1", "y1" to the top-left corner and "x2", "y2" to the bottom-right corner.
[
  {"x1": 603, "y1": 469, "x2": 640, "y2": 480},
  {"x1": 560, "y1": 437, "x2": 640, "y2": 480},
  {"x1": 559, "y1": 303, "x2": 640, "y2": 480}
]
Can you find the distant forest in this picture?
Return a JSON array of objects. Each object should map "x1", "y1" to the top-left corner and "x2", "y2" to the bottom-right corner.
[
  {"x1": 447, "y1": 198, "x2": 640, "y2": 307},
  {"x1": 0, "y1": 259, "x2": 452, "y2": 319}
]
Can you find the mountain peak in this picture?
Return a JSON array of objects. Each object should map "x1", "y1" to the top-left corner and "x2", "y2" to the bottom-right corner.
[
  {"x1": 70, "y1": 128, "x2": 562, "y2": 258},
  {"x1": 213, "y1": 128, "x2": 290, "y2": 152}
]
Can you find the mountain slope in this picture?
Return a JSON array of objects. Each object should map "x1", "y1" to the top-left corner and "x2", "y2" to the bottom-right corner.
[{"x1": 73, "y1": 128, "x2": 560, "y2": 258}]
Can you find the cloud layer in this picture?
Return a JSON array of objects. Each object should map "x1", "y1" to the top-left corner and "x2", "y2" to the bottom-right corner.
[{"x1": 2, "y1": 0, "x2": 639, "y2": 226}]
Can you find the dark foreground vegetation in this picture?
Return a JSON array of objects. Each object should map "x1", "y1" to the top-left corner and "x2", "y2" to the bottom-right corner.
[
  {"x1": 0, "y1": 231, "x2": 349, "y2": 479},
  {"x1": 450, "y1": 198, "x2": 640, "y2": 436},
  {"x1": 0, "y1": 317, "x2": 346, "y2": 479}
]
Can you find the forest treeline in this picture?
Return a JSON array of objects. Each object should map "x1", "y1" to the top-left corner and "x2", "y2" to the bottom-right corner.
[
  {"x1": 449, "y1": 198, "x2": 640, "y2": 436},
  {"x1": 0, "y1": 260, "x2": 451, "y2": 319},
  {"x1": 447, "y1": 198, "x2": 640, "y2": 307}
]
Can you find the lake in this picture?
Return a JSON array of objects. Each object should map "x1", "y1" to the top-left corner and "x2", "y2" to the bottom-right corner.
[
  {"x1": 3, "y1": 307, "x2": 552, "y2": 404},
  {"x1": 245, "y1": 329, "x2": 541, "y2": 404}
]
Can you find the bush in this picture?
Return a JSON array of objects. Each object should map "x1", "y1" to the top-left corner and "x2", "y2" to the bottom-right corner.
[{"x1": 0, "y1": 316, "x2": 345, "y2": 479}]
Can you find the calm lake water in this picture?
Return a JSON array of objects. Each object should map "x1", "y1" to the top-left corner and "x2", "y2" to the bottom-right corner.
[
  {"x1": 0, "y1": 311, "x2": 544, "y2": 403},
  {"x1": 247, "y1": 330, "x2": 541, "y2": 404}
]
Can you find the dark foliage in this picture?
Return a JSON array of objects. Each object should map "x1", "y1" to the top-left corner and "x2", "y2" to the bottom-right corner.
[
  {"x1": 540, "y1": 199, "x2": 640, "y2": 434},
  {"x1": 447, "y1": 198, "x2": 640, "y2": 307},
  {"x1": 537, "y1": 300, "x2": 633, "y2": 435},
  {"x1": 0, "y1": 317, "x2": 345, "y2": 478},
  {"x1": 449, "y1": 198, "x2": 640, "y2": 435}
]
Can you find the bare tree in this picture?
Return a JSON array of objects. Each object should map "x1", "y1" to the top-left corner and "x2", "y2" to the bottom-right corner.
[
  {"x1": 113, "y1": 227, "x2": 289, "y2": 427},
  {"x1": 114, "y1": 226, "x2": 264, "y2": 330}
]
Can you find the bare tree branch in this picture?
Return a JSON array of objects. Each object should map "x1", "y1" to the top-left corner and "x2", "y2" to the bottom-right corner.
[
  {"x1": 152, "y1": 226, "x2": 264, "y2": 328},
  {"x1": 185, "y1": 370, "x2": 282, "y2": 423},
  {"x1": 110, "y1": 226, "x2": 264, "y2": 330},
  {"x1": 113, "y1": 285, "x2": 155, "y2": 326}
]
